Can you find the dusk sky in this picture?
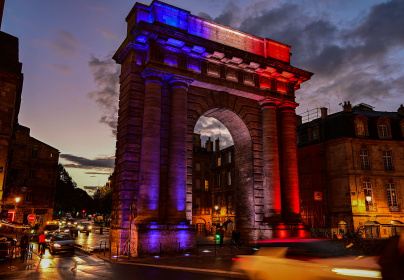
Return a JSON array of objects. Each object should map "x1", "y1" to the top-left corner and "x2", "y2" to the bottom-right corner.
[{"x1": 2, "y1": 0, "x2": 403, "y2": 193}]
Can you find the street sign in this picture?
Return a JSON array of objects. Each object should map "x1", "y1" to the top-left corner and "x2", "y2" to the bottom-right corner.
[{"x1": 27, "y1": 214, "x2": 36, "y2": 222}]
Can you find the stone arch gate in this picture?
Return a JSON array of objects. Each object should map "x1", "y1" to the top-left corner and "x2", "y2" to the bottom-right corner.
[{"x1": 110, "y1": 1, "x2": 313, "y2": 256}]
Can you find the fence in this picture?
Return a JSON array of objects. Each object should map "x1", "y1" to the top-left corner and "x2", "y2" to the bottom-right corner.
[{"x1": 0, "y1": 243, "x2": 34, "y2": 269}]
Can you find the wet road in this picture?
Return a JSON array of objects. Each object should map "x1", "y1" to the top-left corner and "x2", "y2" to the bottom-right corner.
[{"x1": 1, "y1": 250, "x2": 240, "y2": 280}]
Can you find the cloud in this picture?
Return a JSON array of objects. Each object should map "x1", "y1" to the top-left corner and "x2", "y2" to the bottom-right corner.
[
  {"x1": 60, "y1": 154, "x2": 114, "y2": 170},
  {"x1": 99, "y1": 27, "x2": 119, "y2": 41},
  {"x1": 84, "y1": 186, "x2": 99, "y2": 190},
  {"x1": 43, "y1": 30, "x2": 82, "y2": 57},
  {"x1": 202, "y1": 0, "x2": 404, "y2": 113},
  {"x1": 88, "y1": 53, "x2": 120, "y2": 136},
  {"x1": 43, "y1": 63, "x2": 71, "y2": 74},
  {"x1": 194, "y1": 116, "x2": 234, "y2": 149}
]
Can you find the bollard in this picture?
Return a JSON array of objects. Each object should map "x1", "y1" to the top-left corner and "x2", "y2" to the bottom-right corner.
[
  {"x1": 99, "y1": 242, "x2": 102, "y2": 254},
  {"x1": 116, "y1": 245, "x2": 119, "y2": 261},
  {"x1": 104, "y1": 242, "x2": 106, "y2": 256},
  {"x1": 178, "y1": 242, "x2": 180, "y2": 255},
  {"x1": 215, "y1": 239, "x2": 217, "y2": 255},
  {"x1": 160, "y1": 243, "x2": 162, "y2": 256},
  {"x1": 196, "y1": 241, "x2": 198, "y2": 256}
]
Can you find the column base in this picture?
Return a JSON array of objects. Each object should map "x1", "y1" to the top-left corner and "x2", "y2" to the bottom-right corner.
[{"x1": 137, "y1": 223, "x2": 196, "y2": 255}]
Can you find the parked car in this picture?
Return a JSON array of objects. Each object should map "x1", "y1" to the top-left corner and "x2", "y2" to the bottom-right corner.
[
  {"x1": 48, "y1": 233, "x2": 75, "y2": 254},
  {"x1": 232, "y1": 238, "x2": 381, "y2": 280}
]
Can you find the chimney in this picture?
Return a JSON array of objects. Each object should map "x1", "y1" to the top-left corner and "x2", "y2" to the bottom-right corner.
[
  {"x1": 320, "y1": 107, "x2": 328, "y2": 119},
  {"x1": 296, "y1": 115, "x2": 302, "y2": 126},
  {"x1": 215, "y1": 138, "x2": 220, "y2": 152},
  {"x1": 398, "y1": 104, "x2": 404, "y2": 116},
  {"x1": 206, "y1": 137, "x2": 212, "y2": 152},
  {"x1": 343, "y1": 101, "x2": 352, "y2": 112}
]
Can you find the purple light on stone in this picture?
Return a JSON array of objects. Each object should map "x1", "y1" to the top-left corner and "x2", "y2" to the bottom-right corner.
[
  {"x1": 181, "y1": 45, "x2": 192, "y2": 52},
  {"x1": 167, "y1": 38, "x2": 185, "y2": 48},
  {"x1": 135, "y1": 35, "x2": 148, "y2": 43},
  {"x1": 188, "y1": 62, "x2": 200, "y2": 72},
  {"x1": 192, "y1": 45, "x2": 205, "y2": 54}
]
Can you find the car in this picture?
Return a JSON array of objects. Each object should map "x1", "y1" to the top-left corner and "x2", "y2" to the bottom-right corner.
[
  {"x1": 48, "y1": 233, "x2": 75, "y2": 254},
  {"x1": 77, "y1": 222, "x2": 92, "y2": 233},
  {"x1": 43, "y1": 221, "x2": 59, "y2": 234},
  {"x1": 232, "y1": 238, "x2": 381, "y2": 280},
  {"x1": 44, "y1": 233, "x2": 55, "y2": 247}
]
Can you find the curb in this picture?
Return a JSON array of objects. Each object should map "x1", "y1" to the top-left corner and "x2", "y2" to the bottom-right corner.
[{"x1": 95, "y1": 255, "x2": 246, "y2": 278}]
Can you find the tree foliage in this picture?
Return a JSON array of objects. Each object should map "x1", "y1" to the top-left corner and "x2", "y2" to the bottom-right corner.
[
  {"x1": 93, "y1": 184, "x2": 112, "y2": 215},
  {"x1": 54, "y1": 164, "x2": 94, "y2": 214}
]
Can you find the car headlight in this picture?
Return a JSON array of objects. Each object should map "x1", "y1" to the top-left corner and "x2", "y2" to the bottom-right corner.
[
  {"x1": 332, "y1": 268, "x2": 381, "y2": 278},
  {"x1": 45, "y1": 231, "x2": 48, "y2": 234},
  {"x1": 88, "y1": 226, "x2": 92, "y2": 229},
  {"x1": 45, "y1": 239, "x2": 50, "y2": 242},
  {"x1": 54, "y1": 244, "x2": 61, "y2": 248}
]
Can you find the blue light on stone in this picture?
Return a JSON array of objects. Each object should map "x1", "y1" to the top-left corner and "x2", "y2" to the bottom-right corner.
[
  {"x1": 135, "y1": 35, "x2": 148, "y2": 43},
  {"x1": 167, "y1": 38, "x2": 185, "y2": 48},
  {"x1": 192, "y1": 46, "x2": 206, "y2": 54}
]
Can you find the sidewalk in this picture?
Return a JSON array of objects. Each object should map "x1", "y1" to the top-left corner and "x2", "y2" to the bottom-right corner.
[
  {"x1": 0, "y1": 252, "x2": 39, "y2": 274},
  {"x1": 93, "y1": 240, "x2": 252, "y2": 278}
]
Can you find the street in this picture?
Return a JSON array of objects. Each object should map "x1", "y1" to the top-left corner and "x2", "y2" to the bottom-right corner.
[{"x1": 1, "y1": 250, "x2": 240, "y2": 280}]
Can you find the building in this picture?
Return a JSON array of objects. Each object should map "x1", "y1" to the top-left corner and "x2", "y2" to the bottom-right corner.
[
  {"x1": 3, "y1": 125, "x2": 59, "y2": 226},
  {"x1": 0, "y1": 31, "x2": 23, "y2": 204},
  {"x1": 192, "y1": 134, "x2": 235, "y2": 235},
  {"x1": 297, "y1": 102, "x2": 404, "y2": 238},
  {"x1": 0, "y1": 18, "x2": 59, "y2": 229}
]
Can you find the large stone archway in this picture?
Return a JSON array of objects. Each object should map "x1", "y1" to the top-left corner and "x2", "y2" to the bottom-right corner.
[{"x1": 110, "y1": 1, "x2": 313, "y2": 256}]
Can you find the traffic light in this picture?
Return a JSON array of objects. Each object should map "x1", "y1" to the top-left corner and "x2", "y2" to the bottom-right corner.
[{"x1": 82, "y1": 210, "x2": 85, "y2": 213}]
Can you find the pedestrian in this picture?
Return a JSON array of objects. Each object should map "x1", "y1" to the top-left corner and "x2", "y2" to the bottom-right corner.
[
  {"x1": 219, "y1": 227, "x2": 225, "y2": 247},
  {"x1": 20, "y1": 234, "x2": 29, "y2": 261},
  {"x1": 378, "y1": 230, "x2": 404, "y2": 280},
  {"x1": 38, "y1": 232, "x2": 46, "y2": 255}
]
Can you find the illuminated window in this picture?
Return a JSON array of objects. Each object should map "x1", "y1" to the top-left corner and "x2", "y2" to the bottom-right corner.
[
  {"x1": 217, "y1": 157, "x2": 221, "y2": 166},
  {"x1": 227, "y1": 171, "x2": 232, "y2": 186},
  {"x1": 204, "y1": 180, "x2": 209, "y2": 191},
  {"x1": 387, "y1": 183, "x2": 397, "y2": 207},
  {"x1": 363, "y1": 181, "x2": 373, "y2": 205},
  {"x1": 360, "y1": 150, "x2": 370, "y2": 170},
  {"x1": 379, "y1": 122, "x2": 389, "y2": 138},
  {"x1": 383, "y1": 151, "x2": 394, "y2": 171},
  {"x1": 227, "y1": 152, "x2": 232, "y2": 163},
  {"x1": 50, "y1": 153, "x2": 53, "y2": 158},
  {"x1": 356, "y1": 120, "x2": 365, "y2": 136},
  {"x1": 354, "y1": 116, "x2": 368, "y2": 137}
]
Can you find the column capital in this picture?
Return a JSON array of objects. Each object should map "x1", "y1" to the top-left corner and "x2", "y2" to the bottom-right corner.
[
  {"x1": 167, "y1": 75, "x2": 194, "y2": 88},
  {"x1": 142, "y1": 69, "x2": 168, "y2": 83},
  {"x1": 259, "y1": 98, "x2": 282, "y2": 109},
  {"x1": 278, "y1": 101, "x2": 299, "y2": 111}
]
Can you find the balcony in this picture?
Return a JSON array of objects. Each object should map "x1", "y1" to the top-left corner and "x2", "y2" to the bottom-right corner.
[
  {"x1": 366, "y1": 203, "x2": 378, "y2": 212},
  {"x1": 389, "y1": 205, "x2": 401, "y2": 212}
]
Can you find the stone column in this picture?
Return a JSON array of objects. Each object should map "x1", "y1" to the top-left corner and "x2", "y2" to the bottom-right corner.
[
  {"x1": 136, "y1": 70, "x2": 164, "y2": 223},
  {"x1": 260, "y1": 99, "x2": 282, "y2": 222},
  {"x1": 279, "y1": 101, "x2": 300, "y2": 222},
  {"x1": 166, "y1": 76, "x2": 193, "y2": 223}
]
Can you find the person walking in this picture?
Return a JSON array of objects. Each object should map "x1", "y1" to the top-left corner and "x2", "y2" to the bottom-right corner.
[
  {"x1": 20, "y1": 234, "x2": 29, "y2": 261},
  {"x1": 378, "y1": 231, "x2": 404, "y2": 280},
  {"x1": 38, "y1": 232, "x2": 46, "y2": 256},
  {"x1": 219, "y1": 227, "x2": 225, "y2": 247}
]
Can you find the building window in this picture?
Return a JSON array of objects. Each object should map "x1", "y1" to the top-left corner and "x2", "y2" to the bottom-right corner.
[
  {"x1": 196, "y1": 179, "x2": 201, "y2": 191},
  {"x1": 227, "y1": 152, "x2": 232, "y2": 164},
  {"x1": 217, "y1": 174, "x2": 221, "y2": 187},
  {"x1": 379, "y1": 122, "x2": 389, "y2": 138},
  {"x1": 227, "y1": 171, "x2": 232, "y2": 186},
  {"x1": 354, "y1": 116, "x2": 368, "y2": 137},
  {"x1": 196, "y1": 162, "x2": 201, "y2": 173},
  {"x1": 205, "y1": 164, "x2": 209, "y2": 174},
  {"x1": 360, "y1": 149, "x2": 370, "y2": 170},
  {"x1": 356, "y1": 120, "x2": 366, "y2": 136},
  {"x1": 217, "y1": 157, "x2": 221, "y2": 166},
  {"x1": 31, "y1": 145, "x2": 38, "y2": 158},
  {"x1": 204, "y1": 180, "x2": 209, "y2": 191},
  {"x1": 50, "y1": 152, "x2": 53, "y2": 158},
  {"x1": 29, "y1": 170, "x2": 35, "y2": 179},
  {"x1": 387, "y1": 183, "x2": 398, "y2": 207},
  {"x1": 363, "y1": 181, "x2": 373, "y2": 204},
  {"x1": 26, "y1": 192, "x2": 32, "y2": 202},
  {"x1": 383, "y1": 150, "x2": 394, "y2": 171}
]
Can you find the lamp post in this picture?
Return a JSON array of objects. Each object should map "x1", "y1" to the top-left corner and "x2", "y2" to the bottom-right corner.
[{"x1": 365, "y1": 195, "x2": 372, "y2": 203}]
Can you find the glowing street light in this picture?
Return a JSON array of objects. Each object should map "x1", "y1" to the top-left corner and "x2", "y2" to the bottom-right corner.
[
  {"x1": 214, "y1": 205, "x2": 219, "y2": 210},
  {"x1": 15, "y1": 197, "x2": 21, "y2": 203},
  {"x1": 365, "y1": 195, "x2": 372, "y2": 203}
]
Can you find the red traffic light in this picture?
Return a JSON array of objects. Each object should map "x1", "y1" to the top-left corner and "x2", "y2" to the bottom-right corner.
[{"x1": 82, "y1": 210, "x2": 85, "y2": 213}]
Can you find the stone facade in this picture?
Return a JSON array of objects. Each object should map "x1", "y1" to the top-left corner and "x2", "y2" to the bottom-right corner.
[
  {"x1": 111, "y1": 1, "x2": 312, "y2": 255},
  {"x1": 0, "y1": 31, "x2": 23, "y2": 204},
  {"x1": 3, "y1": 125, "x2": 59, "y2": 227},
  {"x1": 298, "y1": 103, "x2": 404, "y2": 238}
]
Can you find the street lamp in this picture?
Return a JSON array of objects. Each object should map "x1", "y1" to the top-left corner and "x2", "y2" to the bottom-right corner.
[
  {"x1": 15, "y1": 197, "x2": 21, "y2": 203},
  {"x1": 214, "y1": 205, "x2": 219, "y2": 211},
  {"x1": 366, "y1": 195, "x2": 372, "y2": 203}
]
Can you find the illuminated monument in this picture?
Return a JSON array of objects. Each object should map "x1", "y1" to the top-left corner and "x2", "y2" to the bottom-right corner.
[{"x1": 111, "y1": 0, "x2": 313, "y2": 255}]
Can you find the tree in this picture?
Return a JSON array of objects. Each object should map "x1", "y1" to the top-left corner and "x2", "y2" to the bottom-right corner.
[
  {"x1": 54, "y1": 164, "x2": 94, "y2": 215},
  {"x1": 93, "y1": 184, "x2": 112, "y2": 215}
]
